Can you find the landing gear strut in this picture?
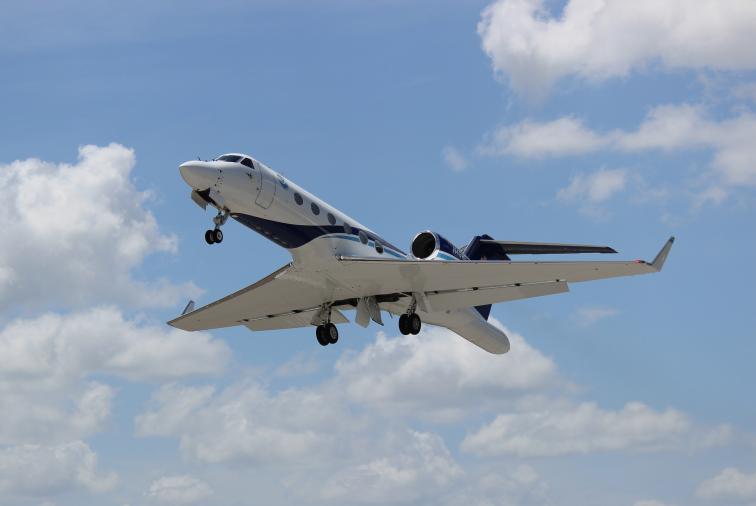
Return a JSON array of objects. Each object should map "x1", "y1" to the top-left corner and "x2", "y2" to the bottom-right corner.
[
  {"x1": 399, "y1": 297, "x2": 422, "y2": 335},
  {"x1": 205, "y1": 209, "x2": 229, "y2": 245}
]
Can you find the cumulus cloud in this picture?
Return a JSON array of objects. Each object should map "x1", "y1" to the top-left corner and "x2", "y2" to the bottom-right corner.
[
  {"x1": 478, "y1": 0, "x2": 756, "y2": 99},
  {"x1": 482, "y1": 104, "x2": 756, "y2": 196},
  {"x1": 0, "y1": 143, "x2": 199, "y2": 311},
  {"x1": 461, "y1": 401, "x2": 728, "y2": 457},
  {"x1": 319, "y1": 431, "x2": 462, "y2": 504},
  {"x1": 573, "y1": 305, "x2": 620, "y2": 326},
  {"x1": 557, "y1": 169, "x2": 627, "y2": 203},
  {"x1": 0, "y1": 307, "x2": 229, "y2": 445},
  {"x1": 696, "y1": 467, "x2": 756, "y2": 501},
  {"x1": 0, "y1": 441, "x2": 116, "y2": 496},
  {"x1": 147, "y1": 475, "x2": 212, "y2": 505},
  {"x1": 441, "y1": 146, "x2": 470, "y2": 171},
  {"x1": 334, "y1": 321, "x2": 561, "y2": 421}
]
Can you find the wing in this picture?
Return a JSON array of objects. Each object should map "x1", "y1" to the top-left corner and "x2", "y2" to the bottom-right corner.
[
  {"x1": 168, "y1": 263, "x2": 340, "y2": 331},
  {"x1": 334, "y1": 237, "x2": 674, "y2": 303},
  {"x1": 480, "y1": 239, "x2": 616, "y2": 255}
]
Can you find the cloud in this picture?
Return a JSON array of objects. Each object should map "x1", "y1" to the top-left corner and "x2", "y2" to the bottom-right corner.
[
  {"x1": 441, "y1": 146, "x2": 469, "y2": 171},
  {"x1": 319, "y1": 431, "x2": 462, "y2": 504},
  {"x1": 478, "y1": 0, "x2": 756, "y2": 99},
  {"x1": 0, "y1": 441, "x2": 116, "y2": 497},
  {"x1": 0, "y1": 143, "x2": 199, "y2": 311},
  {"x1": 557, "y1": 169, "x2": 627, "y2": 203},
  {"x1": 334, "y1": 321, "x2": 561, "y2": 421},
  {"x1": 573, "y1": 305, "x2": 620, "y2": 326},
  {"x1": 147, "y1": 475, "x2": 212, "y2": 505},
  {"x1": 482, "y1": 104, "x2": 756, "y2": 196},
  {"x1": 479, "y1": 117, "x2": 606, "y2": 158},
  {"x1": 633, "y1": 501, "x2": 676, "y2": 506},
  {"x1": 696, "y1": 467, "x2": 756, "y2": 501},
  {"x1": 461, "y1": 401, "x2": 728, "y2": 457},
  {"x1": 0, "y1": 307, "x2": 229, "y2": 445}
]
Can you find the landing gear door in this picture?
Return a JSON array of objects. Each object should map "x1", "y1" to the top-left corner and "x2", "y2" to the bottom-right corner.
[{"x1": 255, "y1": 164, "x2": 276, "y2": 209}]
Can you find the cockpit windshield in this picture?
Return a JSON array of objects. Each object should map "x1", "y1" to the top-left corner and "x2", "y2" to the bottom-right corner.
[{"x1": 217, "y1": 154, "x2": 242, "y2": 163}]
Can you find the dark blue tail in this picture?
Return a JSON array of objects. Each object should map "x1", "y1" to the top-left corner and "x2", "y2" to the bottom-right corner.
[{"x1": 463, "y1": 234, "x2": 511, "y2": 320}]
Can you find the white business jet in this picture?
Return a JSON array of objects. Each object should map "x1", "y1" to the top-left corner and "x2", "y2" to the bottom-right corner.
[{"x1": 169, "y1": 153, "x2": 674, "y2": 354}]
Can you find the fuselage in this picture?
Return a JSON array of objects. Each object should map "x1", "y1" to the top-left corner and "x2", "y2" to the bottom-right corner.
[{"x1": 180, "y1": 153, "x2": 406, "y2": 266}]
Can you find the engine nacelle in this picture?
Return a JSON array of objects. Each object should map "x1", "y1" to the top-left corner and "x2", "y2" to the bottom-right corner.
[{"x1": 410, "y1": 231, "x2": 466, "y2": 260}]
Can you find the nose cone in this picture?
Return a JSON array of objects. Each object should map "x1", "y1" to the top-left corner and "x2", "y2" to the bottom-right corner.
[{"x1": 179, "y1": 161, "x2": 219, "y2": 190}]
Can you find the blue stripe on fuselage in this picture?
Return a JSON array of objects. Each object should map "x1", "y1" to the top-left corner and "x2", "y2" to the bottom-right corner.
[{"x1": 232, "y1": 213, "x2": 406, "y2": 255}]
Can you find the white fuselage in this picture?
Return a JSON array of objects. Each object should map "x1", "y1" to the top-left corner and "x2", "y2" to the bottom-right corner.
[{"x1": 179, "y1": 153, "x2": 510, "y2": 353}]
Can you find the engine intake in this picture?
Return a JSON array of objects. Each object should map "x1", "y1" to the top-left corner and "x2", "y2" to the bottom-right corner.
[{"x1": 411, "y1": 231, "x2": 465, "y2": 260}]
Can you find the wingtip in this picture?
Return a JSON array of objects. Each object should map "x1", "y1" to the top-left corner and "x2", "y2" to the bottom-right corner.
[{"x1": 651, "y1": 236, "x2": 675, "y2": 271}]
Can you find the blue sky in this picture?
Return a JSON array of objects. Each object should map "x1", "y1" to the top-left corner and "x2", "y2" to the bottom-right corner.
[{"x1": 1, "y1": 1, "x2": 755, "y2": 505}]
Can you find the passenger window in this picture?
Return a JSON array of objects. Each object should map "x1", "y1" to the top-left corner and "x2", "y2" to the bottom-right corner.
[
  {"x1": 343, "y1": 223, "x2": 353, "y2": 235},
  {"x1": 241, "y1": 158, "x2": 254, "y2": 169},
  {"x1": 358, "y1": 230, "x2": 368, "y2": 244},
  {"x1": 311, "y1": 202, "x2": 320, "y2": 215},
  {"x1": 375, "y1": 241, "x2": 384, "y2": 254},
  {"x1": 327, "y1": 213, "x2": 336, "y2": 225},
  {"x1": 294, "y1": 193, "x2": 303, "y2": 205}
]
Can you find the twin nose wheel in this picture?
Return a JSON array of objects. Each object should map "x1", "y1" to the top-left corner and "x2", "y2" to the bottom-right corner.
[
  {"x1": 398, "y1": 313, "x2": 421, "y2": 335},
  {"x1": 204, "y1": 229, "x2": 223, "y2": 244}
]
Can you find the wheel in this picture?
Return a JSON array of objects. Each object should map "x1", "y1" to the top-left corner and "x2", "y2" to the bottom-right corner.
[
  {"x1": 398, "y1": 314, "x2": 410, "y2": 335},
  {"x1": 408, "y1": 313, "x2": 421, "y2": 335},
  {"x1": 204, "y1": 230, "x2": 215, "y2": 244},
  {"x1": 316, "y1": 325, "x2": 329, "y2": 346},
  {"x1": 325, "y1": 323, "x2": 339, "y2": 344},
  {"x1": 213, "y1": 229, "x2": 224, "y2": 243}
]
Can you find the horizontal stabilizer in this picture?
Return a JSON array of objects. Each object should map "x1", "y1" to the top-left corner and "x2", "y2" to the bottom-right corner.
[{"x1": 480, "y1": 240, "x2": 616, "y2": 255}]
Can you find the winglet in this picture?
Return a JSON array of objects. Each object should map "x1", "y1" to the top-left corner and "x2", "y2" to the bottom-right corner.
[
  {"x1": 182, "y1": 300, "x2": 195, "y2": 315},
  {"x1": 650, "y1": 236, "x2": 675, "y2": 271}
]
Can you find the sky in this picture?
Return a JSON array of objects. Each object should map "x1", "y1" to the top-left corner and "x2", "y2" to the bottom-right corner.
[{"x1": 0, "y1": 0, "x2": 755, "y2": 505}]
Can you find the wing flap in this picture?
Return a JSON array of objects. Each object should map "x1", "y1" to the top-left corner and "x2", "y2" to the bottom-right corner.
[
  {"x1": 426, "y1": 281, "x2": 569, "y2": 312},
  {"x1": 245, "y1": 308, "x2": 348, "y2": 331}
]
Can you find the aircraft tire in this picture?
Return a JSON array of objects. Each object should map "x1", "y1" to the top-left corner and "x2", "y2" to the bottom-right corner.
[
  {"x1": 408, "y1": 313, "x2": 421, "y2": 335},
  {"x1": 326, "y1": 323, "x2": 339, "y2": 344},
  {"x1": 316, "y1": 325, "x2": 329, "y2": 346},
  {"x1": 204, "y1": 230, "x2": 215, "y2": 244},
  {"x1": 213, "y1": 229, "x2": 224, "y2": 243},
  {"x1": 398, "y1": 314, "x2": 410, "y2": 335}
]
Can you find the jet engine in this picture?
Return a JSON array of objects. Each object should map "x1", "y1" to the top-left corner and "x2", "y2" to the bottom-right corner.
[{"x1": 410, "y1": 231, "x2": 465, "y2": 260}]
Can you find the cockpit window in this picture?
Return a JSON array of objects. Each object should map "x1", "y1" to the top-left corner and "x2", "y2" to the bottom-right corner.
[
  {"x1": 241, "y1": 158, "x2": 254, "y2": 169},
  {"x1": 218, "y1": 155, "x2": 242, "y2": 163}
]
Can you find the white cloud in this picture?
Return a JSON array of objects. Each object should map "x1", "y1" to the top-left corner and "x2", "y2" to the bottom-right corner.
[
  {"x1": 0, "y1": 441, "x2": 116, "y2": 496},
  {"x1": 0, "y1": 307, "x2": 229, "y2": 445},
  {"x1": 0, "y1": 143, "x2": 199, "y2": 311},
  {"x1": 479, "y1": 117, "x2": 606, "y2": 158},
  {"x1": 147, "y1": 475, "x2": 212, "y2": 505},
  {"x1": 334, "y1": 321, "x2": 561, "y2": 421},
  {"x1": 696, "y1": 467, "x2": 756, "y2": 501},
  {"x1": 319, "y1": 431, "x2": 462, "y2": 504},
  {"x1": 557, "y1": 169, "x2": 627, "y2": 203},
  {"x1": 461, "y1": 401, "x2": 707, "y2": 457},
  {"x1": 442, "y1": 146, "x2": 469, "y2": 171},
  {"x1": 478, "y1": 0, "x2": 756, "y2": 99},
  {"x1": 573, "y1": 305, "x2": 620, "y2": 326},
  {"x1": 484, "y1": 104, "x2": 756, "y2": 196}
]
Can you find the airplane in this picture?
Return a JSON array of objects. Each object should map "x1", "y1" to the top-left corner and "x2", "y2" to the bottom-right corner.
[{"x1": 168, "y1": 153, "x2": 674, "y2": 354}]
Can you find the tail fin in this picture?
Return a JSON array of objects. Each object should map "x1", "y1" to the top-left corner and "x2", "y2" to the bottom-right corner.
[{"x1": 463, "y1": 235, "x2": 509, "y2": 320}]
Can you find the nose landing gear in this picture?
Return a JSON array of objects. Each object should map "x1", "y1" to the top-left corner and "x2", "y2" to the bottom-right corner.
[{"x1": 205, "y1": 210, "x2": 229, "y2": 245}]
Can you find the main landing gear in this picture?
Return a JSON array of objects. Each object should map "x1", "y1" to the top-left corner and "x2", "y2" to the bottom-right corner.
[
  {"x1": 316, "y1": 323, "x2": 339, "y2": 346},
  {"x1": 205, "y1": 209, "x2": 229, "y2": 245},
  {"x1": 398, "y1": 296, "x2": 422, "y2": 335},
  {"x1": 399, "y1": 313, "x2": 421, "y2": 335}
]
